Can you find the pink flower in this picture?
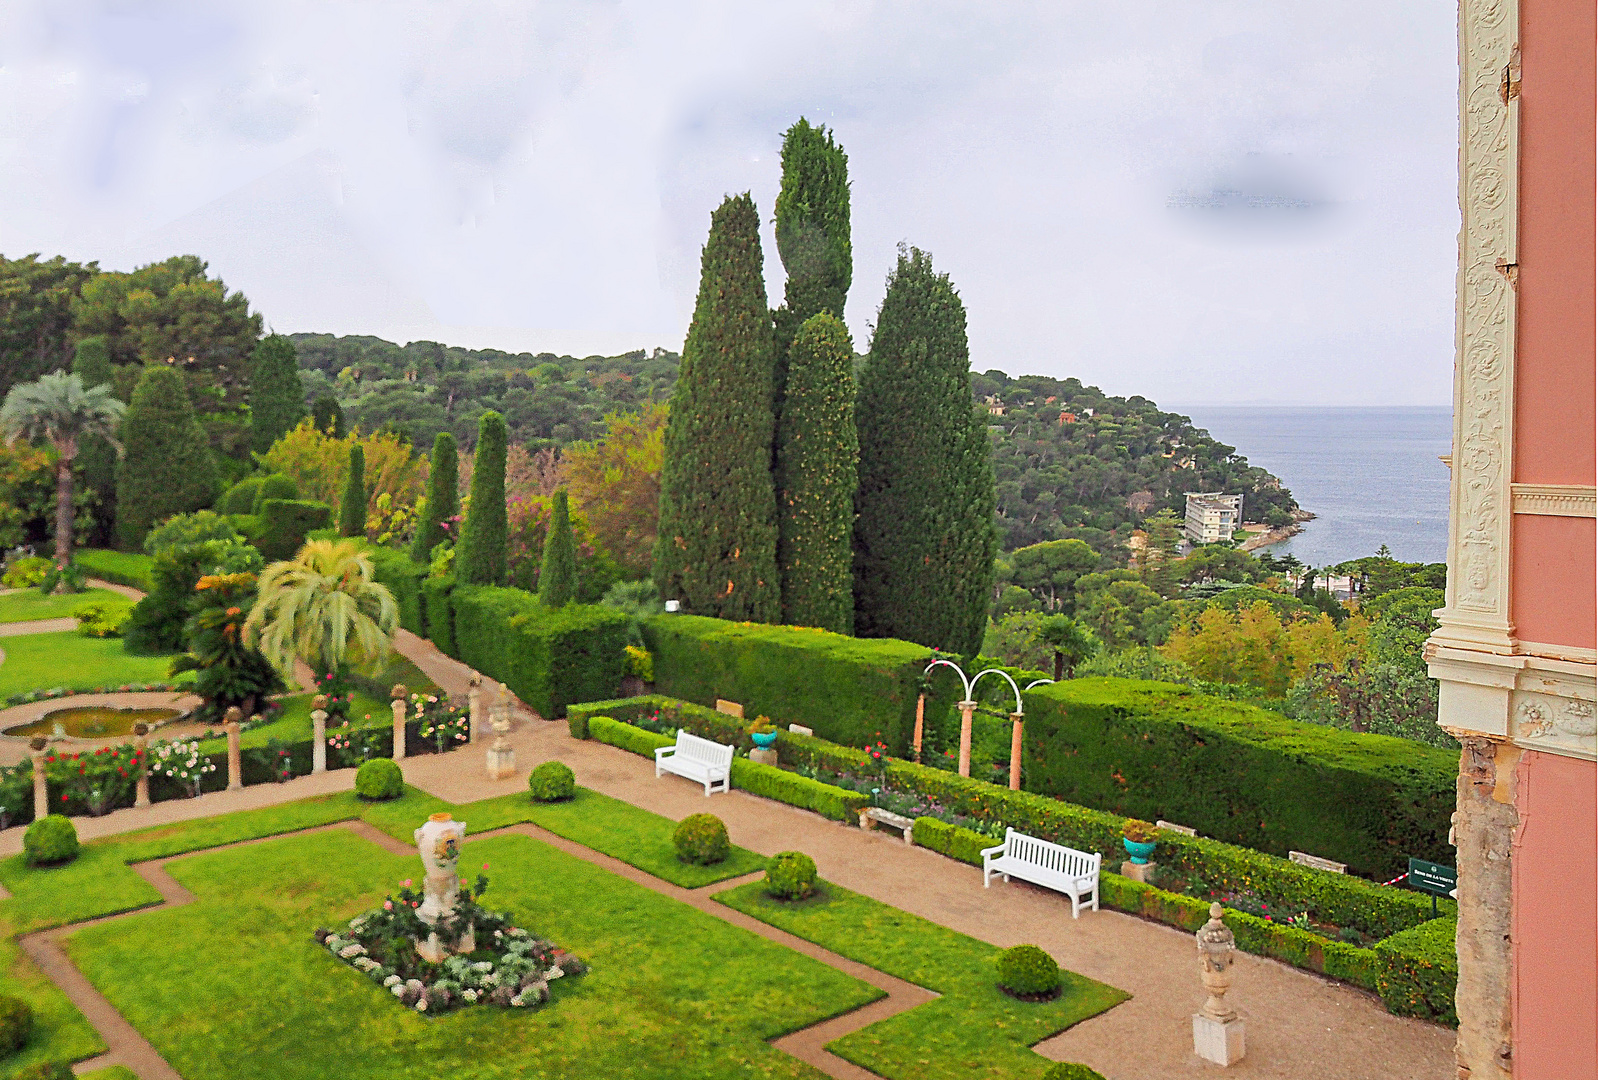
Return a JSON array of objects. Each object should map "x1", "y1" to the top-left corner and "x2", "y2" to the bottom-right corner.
[
  {"x1": 402, "y1": 879, "x2": 412, "y2": 887},
  {"x1": 384, "y1": 900, "x2": 393, "y2": 910},
  {"x1": 482, "y1": 863, "x2": 489, "y2": 871}
]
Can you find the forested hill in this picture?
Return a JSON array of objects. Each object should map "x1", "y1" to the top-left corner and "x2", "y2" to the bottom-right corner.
[{"x1": 289, "y1": 333, "x2": 1298, "y2": 552}]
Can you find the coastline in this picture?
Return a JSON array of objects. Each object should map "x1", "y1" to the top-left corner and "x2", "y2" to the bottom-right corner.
[{"x1": 1239, "y1": 509, "x2": 1316, "y2": 552}]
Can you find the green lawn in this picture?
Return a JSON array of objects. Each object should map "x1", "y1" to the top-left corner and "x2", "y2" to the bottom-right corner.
[
  {"x1": 193, "y1": 691, "x2": 393, "y2": 754},
  {"x1": 73, "y1": 550, "x2": 155, "y2": 593},
  {"x1": 718, "y1": 880, "x2": 1129, "y2": 1080},
  {"x1": 62, "y1": 828, "x2": 878, "y2": 1080},
  {"x1": 0, "y1": 588, "x2": 129, "y2": 625},
  {"x1": 0, "y1": 632, "x2": 177, "y2": 700}
]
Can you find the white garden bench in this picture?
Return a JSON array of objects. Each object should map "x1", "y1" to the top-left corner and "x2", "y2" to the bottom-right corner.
[
  {"x1": 654, "y1": 730, "x2": 734, "y2": 796},
  {"x1": 980, "y1": 827, "x2": 1102, "y2": 918}
]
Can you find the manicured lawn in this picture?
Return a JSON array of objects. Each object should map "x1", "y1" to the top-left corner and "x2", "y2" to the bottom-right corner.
[
  {"x1": 718, "y1": 880, "x2": 1130, "y2": 1080},
  {"x1": 74, "y1": 549, "x2": 155, "y2": 593},
  {"x1": 0, "y1": 632, "x2": 178, "y2": 700},
  {"x1": 0, "y1": 588, "x2": 129, "y2": 625},
  {"x1": 193, "y1": 691, "x2": 393, "y2": 754},
  {"x1": 63, "y1": 828, "x2": 879, "y2": 1080}
]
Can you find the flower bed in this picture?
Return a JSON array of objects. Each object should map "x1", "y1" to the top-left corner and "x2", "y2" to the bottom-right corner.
[
  {"x1": 313, "y1": 868, "x2": 586, "y2": 1014},
  {"x1": 4, "y1": 683, "x2": 183, "y2": 707}
]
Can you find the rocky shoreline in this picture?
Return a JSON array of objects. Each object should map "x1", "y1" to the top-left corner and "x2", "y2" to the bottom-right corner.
[{"x1": 1239, "y1": 509, "x2": 1316, "y2": 552}]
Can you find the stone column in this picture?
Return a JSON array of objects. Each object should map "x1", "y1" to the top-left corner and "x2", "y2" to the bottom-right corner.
[
  {"x1": 913, "y1": 693, "x2": 925, "y2": 763},
  {"x1": 225, "y1": 706, "x2": 244, "y2": 791},
  {"x1": 311, "y1": 700, "x2": 328, "y2": 774},
  {"x1": 1193, "y1": 902, "x2": 1244, "y2": 1065},
  {"x1": 468, "y1": 676, "x2": 482, "y2": 743},
  {"x1": 956, "y1": 700, "x2": 976, "y2": 777},
  {"x1": 132, "y1": 724, "x2": 151, "y2": 808},
  {"x1": 391, "y1": 684, "x2": 408, "y2": 760},
  {"x1": 1008, "y1": 712, "x2": 1024, "y2": 790},
  {"x1": 1452, "y1": 735, "x2": 1518, "y2": 1080},
  {"x1": 29, "y1": 737, "x2": 48, "y2": 821}
]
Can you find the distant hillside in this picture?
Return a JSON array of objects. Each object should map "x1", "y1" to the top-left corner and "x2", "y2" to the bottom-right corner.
[{"x1": 289, "y1": 334, "x2": 1297, "y2": 553}]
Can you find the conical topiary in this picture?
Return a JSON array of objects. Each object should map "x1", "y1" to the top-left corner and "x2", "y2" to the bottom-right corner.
[
  {"x1": 538, "y1": 489, "x2": 577, "y2": 607},
  {"x1": 339, "y1": 443, "x2": 366, "y2": 538},
  {"x1": 456, "y1": 411, "x2": 507, "y2": 586},
  {"x1": 248, "y1": 334, "x2": 306, "y2": 454},
  {"x1": 410, "y1": 431, "x2": 458, "y2": 563},
  {"x1": 115, "y1": 364, "x2": 219, "y2": 550}
]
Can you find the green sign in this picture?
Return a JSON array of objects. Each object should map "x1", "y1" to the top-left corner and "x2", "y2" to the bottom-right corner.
[{"x1": 1410, "y1": 858, "x2": 1457, "y2": 898}]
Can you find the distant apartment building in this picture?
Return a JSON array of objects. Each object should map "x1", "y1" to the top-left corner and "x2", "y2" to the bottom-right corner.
[{"x1": 1182, "y1": 492, "x2": 1242, "y2": 545}]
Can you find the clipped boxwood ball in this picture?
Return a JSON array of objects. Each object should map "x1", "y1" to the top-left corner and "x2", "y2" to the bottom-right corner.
[
  {"x1": 672, "y1": 813, "x2": 729, "y2": 865},
  {"x1": 1042, "y1": 1065, "x2": 1106, "y2": 1080},
  {"x1": 11, "y1": 1063, "x2": 73, "y2": 1080},
  {"x1": 997, "y1": 944, "x2": 1060, "y2": 998},
  {"x1": 764, "y1": 850, "x2": 817, "y2": 900},
  {"x1": 23, "y1": 815, "x2": 79, "y2": 866},
  {"x1": 0, "y1": 994, "x2": 34, "y2": 1055},
  {"x1": 354, "y1": 758, "x2": 404, "y2": 800},
  {"x1": 528, "y1": 760, "x2": 576, "y2": 802}
]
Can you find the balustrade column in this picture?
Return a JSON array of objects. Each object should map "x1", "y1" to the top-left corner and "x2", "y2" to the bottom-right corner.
[
  {"x1": 391, "y1": 684, "x2": 409, "y2": 760},
  {"x1": 30, "y1": 737, "x2": 48, "y2": 820},
  {"x1": 225, "y1": 706, "x2": 244, "y2": 791}
]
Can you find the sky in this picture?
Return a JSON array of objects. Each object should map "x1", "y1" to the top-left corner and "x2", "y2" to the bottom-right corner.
[{"x1": 0, "y1": 1, "x2": 1459, "y2": 405}]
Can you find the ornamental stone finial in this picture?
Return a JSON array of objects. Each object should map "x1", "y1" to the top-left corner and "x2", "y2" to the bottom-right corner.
[
  {"x1": 1192, "y1": 902, "x2": 1244, "y2": 1064},
  {"x1": 391, "y1": 683, "x2": 409, "y2": 701}
]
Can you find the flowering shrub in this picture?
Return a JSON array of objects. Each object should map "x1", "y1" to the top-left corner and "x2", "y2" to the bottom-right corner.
[
  {"x1": 5, "y1": 683, "x2": 181, "y2": 707},
  {"x1": 312, "y1": 868, "x2": 586, "y2": 1014},
  {"x1": 313, "y1": 670, "x2": 358, "y2": 723},
  {"x1": 150, "y1": 740, "x2": 216, "y2": 798},
  {"x1": 42, "y1": 745, "x2": 143, "y2": 815},
  {"x1": 413, "y1": 692, "x2": 469, "y2": 754}
]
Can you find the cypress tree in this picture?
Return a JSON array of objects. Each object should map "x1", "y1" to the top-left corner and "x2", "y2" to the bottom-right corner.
[
  {"x1": 311, "y1": 394, "x2": 345, "y2": 438},
  {"x1": 853, "y1": 246, "x2": 997, "y2": 656},
  {"x1": 249, "y1": 334, "x2": 306, "y2": 454},
  {"x1": 772, "y1": 118, "x2": 851, "y2": 415},
  {"x1": 652, "y1": 193, "x2": 780, "y2": 622},
  {"x1": 71, "y1": 336, "x2": 118, "y2": 546},
  {"x1": 776, "y1": 313, "x2": 858, "y2": 633},
  {"x1": 115, "y1": 365, "x2": 219, "y2": 550},
  {"x1": 456, "y1": 410, "x2": 507, "y2": 585},
  {"x1": 339, "y1": 443, "x2": 366, "y2": 538},
  {"x1": 410, "y1": 431, "x2": 458, "y2": 563},
  {"x1": 537, "y1": 489, "x2": 577, "y2": 607}
]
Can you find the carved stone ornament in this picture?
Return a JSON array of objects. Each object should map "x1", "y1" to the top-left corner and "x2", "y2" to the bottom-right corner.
[
  {"x1": 1196, "y1": 902, "x2": 1238, "y2": 1022},
  {"x1": 1513, "y1": 691, "x2": 1597, "y2": 758}
]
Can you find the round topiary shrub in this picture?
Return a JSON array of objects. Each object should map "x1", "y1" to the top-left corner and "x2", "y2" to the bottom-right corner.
[
  {"x1": 1042, "y1": 1064, "x2": 1106, "y2": 1080},
  {"x1": 10, "y1": 1062, "x2": 73, "y2": 1080},
  {"x1": 354, "y1": 758, "x2": 404, "y2": 800},
  {"x1": 764, "y1": 850, "x2": 817, "y2": 900},
  {"x1": 23, "y1": 815, "x2": 79, "y2": 866},
  {"x1": 996, "y1": 944, "x2": 1061, "y2": 1000},
  {"x1": 672, "y1": 813, "x2": 729, "y2": 865},
  {"x1": 528, "y1": 761, "x2": 576, "y2": 802},
  {"x1": 0, "y1": 994, "x2": 34, "y2": 1055}
]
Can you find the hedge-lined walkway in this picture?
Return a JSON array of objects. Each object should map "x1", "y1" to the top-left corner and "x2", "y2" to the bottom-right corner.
[{"x1": 0, "y1": 628, "x2": 1457, "y2": 1079}]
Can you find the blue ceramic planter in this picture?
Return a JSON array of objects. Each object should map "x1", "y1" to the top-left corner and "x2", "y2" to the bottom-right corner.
[
  {"x1": 750, "y1": 731, "x2": 778, "y2": 749},
  {"x1": 1123, "y1": 838, "x2": 1157, "y2": 865}
]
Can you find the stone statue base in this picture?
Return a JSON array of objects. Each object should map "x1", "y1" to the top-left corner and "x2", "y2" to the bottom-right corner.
[
  {"x1": 1120, "y1": 860, "x2": 1157, "y2": 883},
  {"x1": 415, "y1": 923, "x2": 476, "y2": 964},
  {"x1": 1193, "y1": 1013, "x2": 1245, "y2": 1065},
  {"x1": 487, "y1": 740, "x2": 516, "y2": 780},
  {"x1": 749, "y1": 747, "x2": 778, "y2": 766}
]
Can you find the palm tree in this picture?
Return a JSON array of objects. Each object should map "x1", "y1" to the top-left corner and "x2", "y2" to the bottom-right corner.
[
  {"x1": 1036, "y1": 614, "x2": 1100, "y2": 681},
  {"x1": 0, "y1": 371, "x2": 125, "y2": 563},
  {"x1": 243, "y1": 538, "x2": 399, "y2": 679}
]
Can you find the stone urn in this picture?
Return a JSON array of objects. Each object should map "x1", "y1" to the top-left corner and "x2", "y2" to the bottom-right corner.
[{"x1": 412, "y1": 812, "x2": 472, "y2": 962}]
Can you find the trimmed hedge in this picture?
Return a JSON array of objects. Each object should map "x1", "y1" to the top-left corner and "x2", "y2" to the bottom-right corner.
[
  {"x1": 567, "y1": 694, "x2": 742, "y2": 745},
  {"x1": 255, "y1": 499, "x2": 333, "y2": 561},
  {"x1": 529, "y1": 760, "x2": 576, "y2": 802},
  {"x1": 1020, "y1": 678, "x2": 1456, "y2": 879},
  {"x1": 23, "y1": 815, "x2": 79, "y2": 865},
  {"x1": 367, "y1": 546, "x2": 428, "y2": 636},
  {"x1": 422, "y1": 574, "x2": 457, "y2": 657},
  {"x1": 218, "y1": 477, "x2": 264, "y2": 515},
  {"x1": 355, "y1": 758, "x2": 404, "y2": 800},
  {"x1": 640, "y1": 614, "x2": 948, "y2": 754},
  {"x1": 451, "y1": 585, "x2": 627, "y2": 717},
  {"x1": 590, "y1": 716, "x2": 674, "y2": 756},
  {"x1": 1375, "y1": 918, "x2": 1458, "y2": 1025}
]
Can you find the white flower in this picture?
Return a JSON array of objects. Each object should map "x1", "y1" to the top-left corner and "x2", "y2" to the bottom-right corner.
[
  {"x1": 545, "y1": 967, "x2": 564, "y2": 980},
  {"x1": 391, "y1": 984, "x2": 405, "y2": 997},
  {"x1": 338, "y1": 944, "x2": 366, "y2": 959},
  {"x1": 415, "y1": 999, "x2": 428, "y2": 1011},
  {"x1": 471, "y1": 961, "x2": 494, "y2": 973},
  {"x1": 383, "y1": 975, "x2": 402, "y2": 988},
  {"x1": 509, "y1": 994, "x2": 525, "y2": 1007}
]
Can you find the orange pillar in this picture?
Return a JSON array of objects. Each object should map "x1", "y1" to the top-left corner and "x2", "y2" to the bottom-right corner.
[
  {"x1": 957, "y1": 701, "x2": 976, "y2": 777},
  {"x1": 1008, "y1": 713, "x2": 1023, "y2": 790},
  {"x1": 913, "y1": 694, "x2": 926, "y2": 762}
]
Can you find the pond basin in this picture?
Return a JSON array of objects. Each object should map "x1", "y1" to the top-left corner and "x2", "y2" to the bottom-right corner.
[{"x1": 5, "y1": 706, "x2": 182, "y2": 739}]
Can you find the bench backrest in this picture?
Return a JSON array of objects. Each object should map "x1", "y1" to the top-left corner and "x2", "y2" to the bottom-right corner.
[
  {"x1": 1004, "y1": 828, "x2": 1098, "y2": 877},
  {"x1": 675, "y1": 730, "x2": 735, "y2": 768}
]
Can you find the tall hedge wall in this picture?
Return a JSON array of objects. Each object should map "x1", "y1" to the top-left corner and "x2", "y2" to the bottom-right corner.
[
  {"x1": 640, "y1": 614, "x2": 948, "y2": 753},
  {"x1": 422, "y1": 575, "x2": 457, "y2": 657},
  {"x1": 366, "y1": 547, "x2": 428, "y2": 636},
  {"x1": 255, "y1": 499, "x2": 332, "y2": 561},
  {"x1": 452, "y1": 585, "x2": 627, "y2": 717},
  {"x1": 1018, "y1": 678, "x2": 1457, "y2": 879}
]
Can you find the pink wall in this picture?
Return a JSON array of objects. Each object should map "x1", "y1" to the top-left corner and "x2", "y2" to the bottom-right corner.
[
  {"x1": 1511, "y1": 515, "x2": 1598, "y2": 650},
  {"x1": 1514, "y1": 0, "x2": 1596, "y2": 485},
  {"x1": 1513, "y1": 750, "x2": 1598, "y2": 1080}
]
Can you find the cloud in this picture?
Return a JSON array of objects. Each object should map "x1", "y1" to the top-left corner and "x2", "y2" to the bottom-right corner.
[{"x1": 0, "y1": 0, "x2": 1457, "y2": 403}]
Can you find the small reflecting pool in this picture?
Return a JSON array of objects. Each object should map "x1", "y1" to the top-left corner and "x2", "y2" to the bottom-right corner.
[{"x1": 5, "y1": 706, "x2": 181, "y2": 739}]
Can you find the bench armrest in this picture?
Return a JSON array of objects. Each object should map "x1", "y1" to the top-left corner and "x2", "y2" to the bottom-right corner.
[
  {"x1": 654, "y1": 746, "x2": 677, "y2": 760},
  {"x1": 979, "y1": 843, "x2": 1006, "y2": 860}
]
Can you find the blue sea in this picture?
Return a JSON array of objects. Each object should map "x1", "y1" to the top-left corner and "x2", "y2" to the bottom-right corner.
[{"x1": 1173, "y1": 406, "x2": 1452, "y2": 567}]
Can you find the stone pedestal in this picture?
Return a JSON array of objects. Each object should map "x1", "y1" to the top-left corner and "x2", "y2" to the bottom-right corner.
[
  {"x1": 30, "y1": 738, "x2": 47, "y2": 821},
  {"x1": 132, "y1": 726, "x2": 150, "y2": 808},
  {"x1": 467, "y1": 677, "x2": 482, "y2": 743},
  {"x1": 1120, "y1": 860, "x2": 1157, "y2": 883},
  {"x1": 749, "y1": 747, "x2": 778, "y2": 766},
  {"x1": 1192, "y1": 1012, "x2": 1246, "y2": 1066},
  {"x1": 311, "y1": 709, "x2": 328, "y2": 774},
  {"x1": 391, "y1": 684, "x2": 408, "y2": 760},
  {"x1": 487, "y1": 741, "x2": 516, "y2": 780},
  {"x1": 224, "y1": 708, "x2": 244, "y2": 791}
]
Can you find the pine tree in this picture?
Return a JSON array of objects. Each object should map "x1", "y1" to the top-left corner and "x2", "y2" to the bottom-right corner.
[
  {"x1": 410, "y1": 431, "x2": 458, "y2": 563},
  {"x1": 71, "y1": 336, "x2": 119, "y2": 546},
  {"x1": 339, "y1": 443, "x2": 366, "y2": 538},
  {"x1": 537, "y1": 489, "x2": 577, "y2": 607},
  {"x1": 1142, "y1": 508, "x2": 1183, "y2": 598},
  {"x1": 311, "y1": 394, "x2": 345, "y2": 438},
  {"x1": 456, "y1": 410, "x2": 507, "y2": 585},
  {"x1": 776, "y1": 313, "x2": 857, "y2": 633},
  {"x1": 249, "y1": 334, "x2": 306, "y2": 454},
  {"x1": 115, "y1": 364, "x2": 219, "y2": 549},
  {"x1": 653, "y1": 193, "x2": 781, "y2": 622},
  {"x1": 772, "y1": 118, "x2": 851, "y2": 414},
  {"x1": 853, "y1": 246, "x2": 996, "y2": 656}
]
